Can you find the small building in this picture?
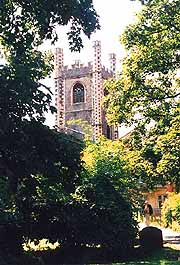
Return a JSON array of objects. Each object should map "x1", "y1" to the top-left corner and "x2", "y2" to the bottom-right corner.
[{"x1": 143, "y1": 183, "x2": 175, "y2": 217}]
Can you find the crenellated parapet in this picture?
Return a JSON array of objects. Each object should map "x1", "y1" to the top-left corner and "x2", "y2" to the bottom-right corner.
[{"x1": 61, "y1": 62, "x2": 93, "y2": 78}]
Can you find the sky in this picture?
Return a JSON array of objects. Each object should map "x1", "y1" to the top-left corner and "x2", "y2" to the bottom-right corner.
[
  {"x1": 53, "y1": 0, "x2": 142, "y2": 68},
  {"x1": 45, "y1": 0, "x2": 142, "y2": 130}
]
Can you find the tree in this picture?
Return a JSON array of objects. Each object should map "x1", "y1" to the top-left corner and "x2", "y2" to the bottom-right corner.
[
  {"x1": 77, "y1": 137, "x2": 138, "y2": 251},
  {"x1": 161, "y1": 192, "x2": 180, "y2": 231},
  {"x1": 154, "y1": 109, "x2": 180, "y2": 191},
  {"x1": 0, "y1": 0, "x2": 99, "y2": 191},
  {"x1": 0, "y1": 0, "x2": 99, "y2": 254},
  {"x1": 0, "y1": 0, "x2": 99, "y2": 51},
  {"x1": 116, "y1": 105, "x2": 180, "y2": 192},
  {"x1": 0, "y1": 129, "x2": 83, "y2": 256},
  {"x1": 103, "y1": 0, "x2": 180, "y2": 189},
  {"x1": 104, "y1": 0, "x2": 180, "y2": 129}
]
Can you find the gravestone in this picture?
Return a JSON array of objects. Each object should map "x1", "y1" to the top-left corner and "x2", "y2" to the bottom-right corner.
[{"x1": 139, "y1": 226, "x2": 163, "y2": 251}]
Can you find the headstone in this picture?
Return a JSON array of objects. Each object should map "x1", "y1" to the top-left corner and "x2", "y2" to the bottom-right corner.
[{"x1": 139, "y1": 226, "x2": 163, "y2": 251}]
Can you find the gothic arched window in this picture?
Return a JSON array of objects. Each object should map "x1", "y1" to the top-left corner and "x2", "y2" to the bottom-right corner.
[{"x1": 73, "y1": 82, "x2": 85, "y2": 103}]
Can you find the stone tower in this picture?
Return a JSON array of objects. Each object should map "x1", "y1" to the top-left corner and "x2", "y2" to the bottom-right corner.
[{"x1": 54, "y1": 41, "x2": 117, "y2": 141}]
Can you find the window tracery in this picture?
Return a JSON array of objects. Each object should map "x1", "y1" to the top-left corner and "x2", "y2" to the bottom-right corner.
[{"x1": 73, "y1": 82, "x2": 85, "y2": 103}]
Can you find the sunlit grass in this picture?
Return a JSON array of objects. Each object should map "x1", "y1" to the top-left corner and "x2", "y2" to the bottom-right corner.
[
  {"x1": 23, "y1": 239, "x2": 101, "y2": 251},
  {"x1": 23, "y1": 239, "x2": 59, "y2": 251}
]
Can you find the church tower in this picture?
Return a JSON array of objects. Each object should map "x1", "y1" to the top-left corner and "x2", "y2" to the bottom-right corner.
[{"x1": 54, "y1": 41, "x2": 117, "y2": 141}]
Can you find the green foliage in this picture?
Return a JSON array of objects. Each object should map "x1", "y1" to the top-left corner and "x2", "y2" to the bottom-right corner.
[
  {"x1": 83, "y1": 137, "x2": 135, "y2": 195},
  {"x1": 104, "y1": 0, "x2": 180, "y2": 127},
  {"x1": 134, "y1": 106, "x2": 180, "y2": 191},
  {"x1": 161, "y1": 193, "x2": 180, "y2": 232},
  {"x1": 70, "y1": 186, "x2": 137, "y2": 252},
  {"x1": 0, "y1": 120, "x2": 83, "y2": 193},
  {"x1": 0, "y1": 132, "x2": 83, "y2": 255},
  {"x1": 4, "y1": 130, "x2": 82, "y2": 219},
  {"x1": 17, "y1": 138, "x2": 138, "y2": 252},
  {"x1": 120, "y1": 111, "x2": 180, "y2": 191},
  {"x1": 0, "y1": 0, "x2": 99, "y2": 188},
  {"x1": 0, "y1": 0, "x2": 99, "y2": 51},
  {"x1": 0, "y1": 0, "x2": 98, "y2": 223},
  {"x1": 76, "y1": 138, "x2": 139, "y2": 251},
  {"x1": 114, "y1": 131, "x2": 158, "y2": 191},
  {"x1": 155, "y1": 124, "x2": 180, "y2": 191},
  {"x1": 103, "y1": 0, "x2": 180, "y2": 189}
]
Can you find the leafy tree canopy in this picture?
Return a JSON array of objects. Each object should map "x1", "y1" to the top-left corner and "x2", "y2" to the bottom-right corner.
[
  {"x1": 0, "y1": 0, "x2": 103, "y2": 253},
  {"x1": 119, "y1": 105, "x2": 180, "y2": 192},
  {"x1": 0, "y1": 0, "x2": 100, "y2": 51},
  {"x1": 103, "y1": 0, "x2": 180, "y2": 189},
  {"x1": 104, "y1": 0, "x2": 180, "y2": 129},
  {"x1": 82, "y1": 137, "x2": 145, "y2": 207},
  {"x1": 153, "y1": 110, "x2": 180, "y2": 191},
  {"x1": 0, "y1": 0, "x2": 99, "y2": 190}
]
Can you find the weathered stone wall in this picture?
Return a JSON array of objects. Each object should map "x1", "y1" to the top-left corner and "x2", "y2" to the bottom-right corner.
[{"x1": 64, "y1": 75, "x2": 93, "y2": 126}]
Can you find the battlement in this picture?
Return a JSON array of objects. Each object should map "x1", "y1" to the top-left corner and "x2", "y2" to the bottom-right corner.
[
  {"x1": 55, "y1": 62, "x2": 113, "y2": 79},
  {"x1": 62, "y1": 62, "x2": 93, "y2": 78}
]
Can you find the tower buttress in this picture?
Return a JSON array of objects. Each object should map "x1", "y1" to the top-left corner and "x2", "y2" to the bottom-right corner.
[
  {"x1": 92, "y1": 41, "x2": 103, "y2": 141},
  {"x1": 54, "y1": 48, "x2": 65, "y2": 128}
]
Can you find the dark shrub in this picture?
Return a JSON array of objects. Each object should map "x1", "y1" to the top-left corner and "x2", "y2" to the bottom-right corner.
[{"x1": 26, "y1": 175, "x2": 138, "y2": 258}]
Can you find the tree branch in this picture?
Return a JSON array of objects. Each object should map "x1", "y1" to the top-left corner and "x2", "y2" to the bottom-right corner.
[{"x1": 38, "y1": 82, "x2": 53, "y2": 94}]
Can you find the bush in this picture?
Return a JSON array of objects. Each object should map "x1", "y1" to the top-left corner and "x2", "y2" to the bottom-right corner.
[
  {"x1": 55, "y1": 170, "x2": 138, "y2": 255},
  {"x1": 68, "y1": 138, "x2": 139, "y2": 254},
  {"x1": 20, "y1": 166, "x2": 138, "y2": 257},
  {"x1": 24, "y1": 188, "x2": 137, "y2": 256},
  {"x1": 63, "y1": 188, "x2": 137, "y2": 253},
  {"x1": 0, "y1": 137, "x2": 138, "y2": 258},
  {"x1": 161, "y1": 193, "x2": 180, "y2": 232}
]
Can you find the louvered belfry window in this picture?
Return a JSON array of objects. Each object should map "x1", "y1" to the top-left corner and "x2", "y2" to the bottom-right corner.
[{"x1": 73, "y1": 82, "x2": 85, "y2": 103}]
